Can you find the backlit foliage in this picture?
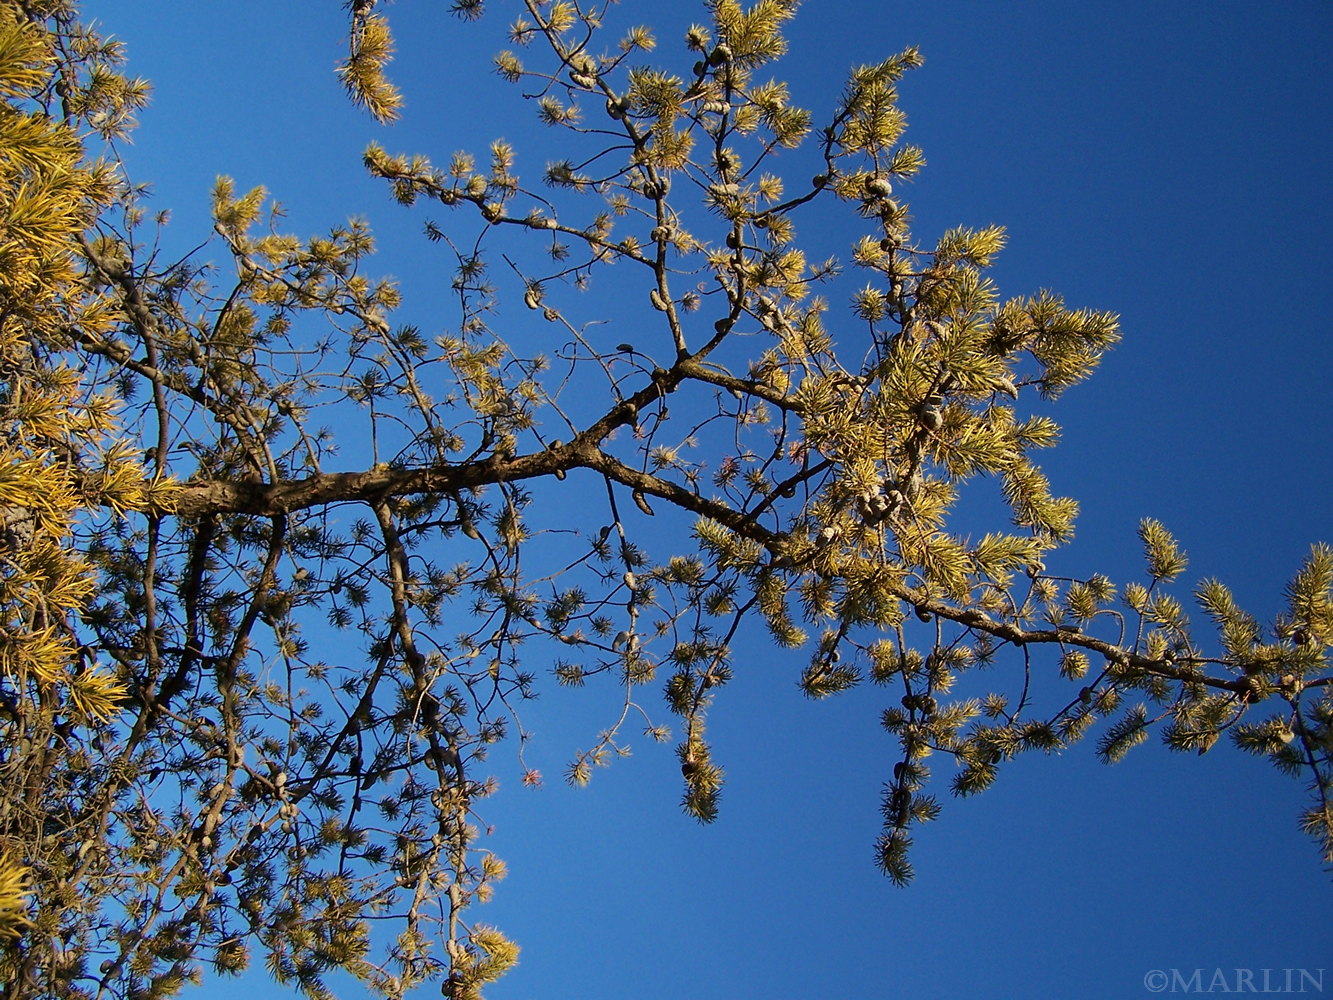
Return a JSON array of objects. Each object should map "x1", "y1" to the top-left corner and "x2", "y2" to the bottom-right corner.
[
  {"x1": 0, "y1": 0, "x2": 1328, "y2": 997},
  {"x1": 0, "y1": 0, "x2": 175, "y2": 960}
]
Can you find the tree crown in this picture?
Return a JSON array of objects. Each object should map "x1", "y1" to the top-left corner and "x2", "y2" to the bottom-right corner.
[{"x1": 0, "y1": 1, "x2": 1328, "y2": 997}]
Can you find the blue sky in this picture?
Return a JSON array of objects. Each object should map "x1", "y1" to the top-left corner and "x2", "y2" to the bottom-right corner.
[{"x1": 80, "y1": 2, "x2": 1331, "y2": 997}]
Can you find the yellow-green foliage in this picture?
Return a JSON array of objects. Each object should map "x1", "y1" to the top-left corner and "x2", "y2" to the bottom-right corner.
[
  {"x1": 338, "y1": 12, "x2": 403, "y2": 123},
  {"x1": 0, "y1": 0, "x2": 178, "y2": 947}
]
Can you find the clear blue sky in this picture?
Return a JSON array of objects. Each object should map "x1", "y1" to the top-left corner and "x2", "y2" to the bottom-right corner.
[{"x1": 80, "y1": 2, "x2": 1332, "y2": 997}]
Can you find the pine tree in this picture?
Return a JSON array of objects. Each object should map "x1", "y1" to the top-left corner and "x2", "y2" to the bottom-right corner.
[
  {"x1": 0, "y1": 1, "x2": 1328, "y2": 996},
  {"x1": 0, "y1": 1, "x2": 173, "y2": 973}
]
